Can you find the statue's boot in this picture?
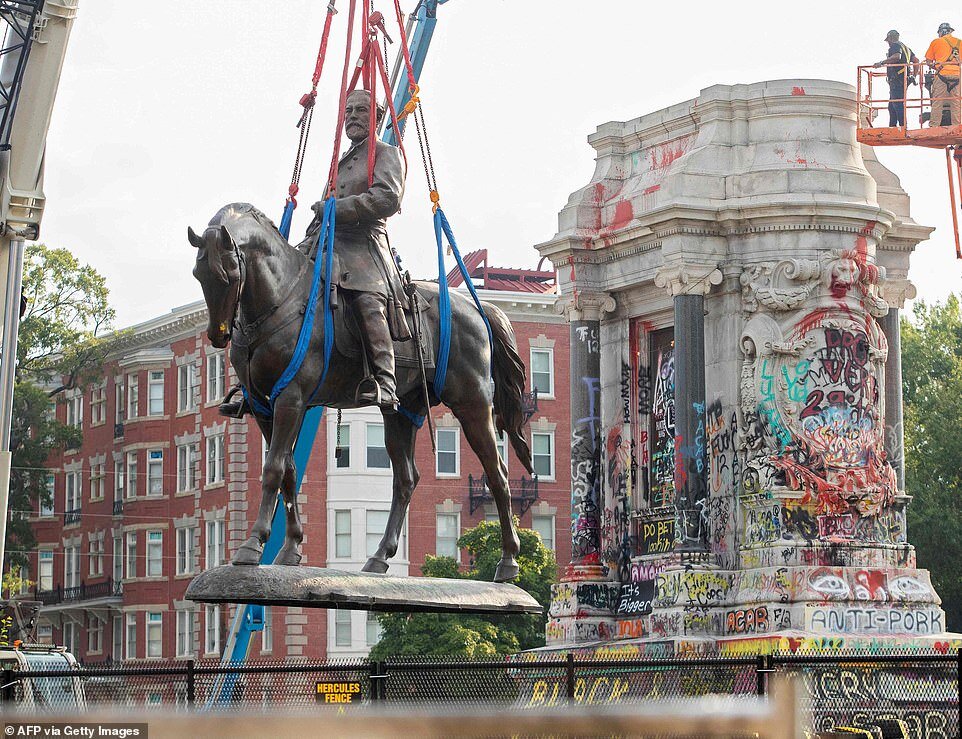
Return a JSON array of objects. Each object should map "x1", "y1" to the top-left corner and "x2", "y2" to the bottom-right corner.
[
  {"x1": 218, "y1": 384, "x2": 250, "y2": 418},
  {"x1": 352, "y1": 292, "x2": 399, "y2": 413}
]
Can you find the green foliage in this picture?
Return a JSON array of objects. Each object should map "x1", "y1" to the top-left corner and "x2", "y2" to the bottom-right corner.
[
  {"x1": 7, "y1": 245, "x2": 114, "y2": 572},
  {"x1": 369, "y1": 520, "x2": 557, "y2": 659},
  {"x1": 901, "y1": 295, "x2": 962, "y2": 631}
]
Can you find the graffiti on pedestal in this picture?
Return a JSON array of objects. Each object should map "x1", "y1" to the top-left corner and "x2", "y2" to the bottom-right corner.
[
  {"x1": 571, "y1": 373, "x2": 602, "y2": 562},
  {"x1": 738, "y1": 245, "x2": 897, "y2": 548},
  {"x1": 649, "y1": 334, "x2": 675, "y2": 508}
]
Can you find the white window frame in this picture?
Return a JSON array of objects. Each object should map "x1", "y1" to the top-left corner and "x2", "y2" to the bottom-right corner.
[
  {"x1": 65, "y1": 391, "x2": 83, "y2": 428},
  {"x1": 147, "y1": 370, "x2": 165, "y2": 416},
  {"x1": 146, "y1": 530, "x2": 163, "y2": 578},
  {"x1": 205, "y1": 605, "x2": 221, "y2": 656},
  {"x1": 114, "y1": 460, "x2": 124, "y2": 503},
  {"x1": 87, "y1": 615, "x2": 103, "y2": 654},
  {"x1": 334, "y1": 423, "x2": 351, "y2": 469},
  {"x1": 496, "y1": 431, "x2": 508, "y2": 471},
  {"x1": 126, "y1": 373, "x2": 139, "y2": 419},
  {"x1": 206, "y1": 434, "x2": 225, "y2": 485},
  {"x1": 177, "y1": 443, "x2": 199, "y2": 492},
  {"x1": 89, "y1": 535, "x2": 104, "y2": 577},
  {"x1": 261, "y1": 607, "x2": 272, "y2": 653},
  {"x1": 365, "y1": 423, "x2": 390, "y2": 470},
  {"x1": 435, "y1": 428, "x2": 460, "y2": 477},
  {"x1": 64, "y1": 545, "x2": 80, "y2": 588},
  {"x1": 334, "y1": 610, "x2": 352, "y2": 648},
  {"x1": 532, "y1": 513, "x2": 556, "y2": 552},
  {"x1": 112, "y1": 535, "x2": 123, "y2": 583},
  {"x1": 529, "y1": 347, "x2": 555, "y2": 399},
  {"x1": 65, "y1": 470, "x2": 81, "y2": 518},
  {"x1": 176, "y1": 610, "x2": 194, "y2": 658},
  {"x1": 90, "y1": 384, "x2": 107, "y2": 426},
  {"x1": 41, "y1": 474, "x2": 55, "y2": 517},
  {"x1": 366, "y1": 510, "x2": 389, "y2": 558},
  {"x1": 125, "y1": 612, "x2": 137, "y2": 660},
  {"x1": 206, "y1": 353, "x2": 226, "y2": 403},
  {"x1": 126, "y1": 451, "x2": 138, "y2": 499},
  {"x1": 334, "y1": 509, "x2": 352, "y2": 559},
  {"x1": 146, "y1": 612, "x2": 163, "y2": 658},
  {"x1": 112, "y1": 617, "x2": 122, "y2": 660},
  {"x1": 38, "y1": 550, "x2": 53, "y2": 591},
  {"x1": 176, "y1": 527, "x2": 195, "y2": 576},
  {"x1": 366, "y1": 611, "x2": 382, "y2": 647},
  {"x1": 205, "y1": 519, "x2": 225, "y2": 569},
  {"x1": 115, "y1": 382, "x2": 125, "y2": 424},
  {"x1": 435, "y1": 511, "x2": 460, "y2": 561},
  {"x1": 146, "y1": 449, "x2": 164, "y2": 496},
  {"x1": 531, "y1": 431, "x2": 556, "y2": 481},
  {"x1": 90, "y1": 463, "x2": 105, "y2": 501},
  {"x1": 125, "y1": 531, "x2": 137, "y2": 579},
  {"x1": 38, "y1": 623, "x2": 53, "y2": 645},
  {"x1": 63, "y1": 622, "x2": 77, "y2": 655},
  {"x1": 178, "y1": 363, "x2": 198, "y2": 412}
]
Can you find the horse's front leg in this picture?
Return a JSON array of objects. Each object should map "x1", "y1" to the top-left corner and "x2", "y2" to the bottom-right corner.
[
  {"x1": 232, "y1": 393, "x2": 306, "y2": 565},
  {"x1": 274, "y1": 452, "x2": 304, "y2": 565}
]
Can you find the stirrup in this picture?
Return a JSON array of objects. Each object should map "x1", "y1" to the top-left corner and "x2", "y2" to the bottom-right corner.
[
  {"x1": 218, "y1": 385, "x2": 250, "y2": 419},
  {"x1": 355, "y1": 376, "x2": 398, "y2": 413}
]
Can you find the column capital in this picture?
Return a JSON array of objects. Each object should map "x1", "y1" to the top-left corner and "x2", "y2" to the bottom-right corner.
[
  {"x1": 879, "y1": 278, "x2": 917, "y2": 309},
  {"x1": 556, "y1": 291, "x2": 617, "y2": 322},
  {"x1": 654, "y1": 262, "x2": 723, "y2": 298}
]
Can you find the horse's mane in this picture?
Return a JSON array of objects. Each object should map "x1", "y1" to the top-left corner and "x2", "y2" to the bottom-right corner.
[{"x1": 208, "y1": 202, "x2": 286, "y2": 246}]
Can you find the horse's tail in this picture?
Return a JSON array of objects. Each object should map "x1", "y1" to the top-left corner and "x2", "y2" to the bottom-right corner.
[{"x1": 481, "y1": 301, "x2": 534, "y2": 474}]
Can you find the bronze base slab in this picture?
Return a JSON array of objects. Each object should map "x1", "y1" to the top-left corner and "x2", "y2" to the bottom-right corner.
[{"x1": 185, "y1": 564, "x2": 543, "y2": 615}]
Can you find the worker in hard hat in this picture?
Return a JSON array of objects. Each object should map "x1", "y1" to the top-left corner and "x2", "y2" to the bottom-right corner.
[
  {"x1": 924, "y1": 22, "x2": 961, "y2": 126},
  {"x1": 874, "y1": 30, "x2": 918, "y2": 127}
]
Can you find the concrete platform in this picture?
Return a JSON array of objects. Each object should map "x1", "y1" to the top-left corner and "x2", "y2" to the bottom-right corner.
[{"x1": 186, "y1": 564, "x2": 543, "y2": 615}]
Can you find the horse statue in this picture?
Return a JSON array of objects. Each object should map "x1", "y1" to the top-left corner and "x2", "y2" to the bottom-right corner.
[{"x1": 188, "y1": 203, "x2": 533, "y2": 582}]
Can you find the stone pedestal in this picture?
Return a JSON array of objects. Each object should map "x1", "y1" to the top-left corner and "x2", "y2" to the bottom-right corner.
[{"x1": 538, "y1": 79, "x2": 958, "y2": 654}]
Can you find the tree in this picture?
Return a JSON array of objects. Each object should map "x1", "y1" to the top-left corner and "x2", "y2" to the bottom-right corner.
[
  {"x1": 900, "y1": 295, "x2": 962, "y2": 631},
  {"x1": 6, "y1": 245, "x2": 116, "y2": 571},
  {"x1": 369, "y1": 520, "x2": 557, "y2": 659}
]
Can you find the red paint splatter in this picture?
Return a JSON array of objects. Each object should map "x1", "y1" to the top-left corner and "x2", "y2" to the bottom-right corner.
[
  {"x1": 650, "y1": 144, "x2": 686, "y2": 171},
  {"x1": 643, "y1": 184, "x2": 661, "y2": 195},
  {"x1": 609, "y1": 199, "x2": 634, "y2": 231},
  {"x1": 791, "y1": 86, "x2": 806, "y2": 96}
]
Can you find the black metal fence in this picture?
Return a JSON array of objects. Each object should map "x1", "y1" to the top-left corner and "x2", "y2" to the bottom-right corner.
[{"x1": 1, "y1": 652, "x2": 958, "y2": 737}]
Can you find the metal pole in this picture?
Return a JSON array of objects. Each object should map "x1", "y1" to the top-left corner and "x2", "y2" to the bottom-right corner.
[
  {"x1": 187, "y1": 658, "x2": 196, "y2": 709},
  {"x1": 0, "y1": 236, "x2": 25, "y2": 572},
  {"x1": 565, "y1": 653, "x2": 576, "y2": 703}
]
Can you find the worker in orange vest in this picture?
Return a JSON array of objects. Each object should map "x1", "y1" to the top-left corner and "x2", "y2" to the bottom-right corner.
[{"x1": 925, "y1": 22, "x2": 961, "y2": 126}]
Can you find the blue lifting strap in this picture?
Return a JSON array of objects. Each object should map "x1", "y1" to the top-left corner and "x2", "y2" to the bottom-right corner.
[
  {"x1": 243, "y1": 196, "x2": 336, "y2": 416},
  {"x1": 433, "y1": 206, "x2": 493, "y2": 397}
]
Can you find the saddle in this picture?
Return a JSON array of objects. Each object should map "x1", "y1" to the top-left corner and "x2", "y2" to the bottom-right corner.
[{"x1": 333, "y1": 284, "x2": 437, "y2": 370}]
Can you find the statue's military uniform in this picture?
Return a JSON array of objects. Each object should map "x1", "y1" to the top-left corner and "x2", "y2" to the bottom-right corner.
[{"x1": 296, "y1": 138, "x2": 410, "y2": 408}]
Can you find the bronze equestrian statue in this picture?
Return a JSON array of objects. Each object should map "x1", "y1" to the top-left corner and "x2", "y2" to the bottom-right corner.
[{"x1": 188, "y1": 90, "x2": 532, "y2": 582}]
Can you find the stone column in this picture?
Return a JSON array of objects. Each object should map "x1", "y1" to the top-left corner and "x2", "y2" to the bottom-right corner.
[
  {"x1": 655, "y1": 263, "x2": 721, "y2": 552},
  {"x1": 880, "y1": 280, "x2": 915, "y2": 491},
  {"x1": 564, "y1": 292, "x2": 616, "y2": 579}
]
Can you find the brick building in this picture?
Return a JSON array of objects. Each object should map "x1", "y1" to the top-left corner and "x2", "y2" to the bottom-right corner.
[{"x1": 26, "y1": 251, "x2": 568, "y2": 663}]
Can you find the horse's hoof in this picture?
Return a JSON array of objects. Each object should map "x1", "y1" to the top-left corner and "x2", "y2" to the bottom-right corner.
[
  {"x1": 274, "y1": 544, "x2": 302, "y2": 566},
  {"x1": 231, "y1": 538, "x2": 264, "y2": 566},
  {"x1": 362, "y1": 557, "x2": 389, "y2": 574},
  {"x1": 494, "y1": 558, "x2": 519, "y2": 583}
]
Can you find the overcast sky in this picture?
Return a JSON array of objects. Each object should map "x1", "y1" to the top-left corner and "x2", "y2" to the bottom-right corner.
[{"x1": 37, "y1": 0, "x2": 961, "y2": 328}]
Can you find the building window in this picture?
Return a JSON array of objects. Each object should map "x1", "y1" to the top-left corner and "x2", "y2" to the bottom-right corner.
[
  {"x1": 126, "y1": 373, "x2": 139, "y2": 419},
  {"x1": 114, "y1": 460, "x2": 124, "y2": 503},
  {"x1": 112, "y1": 535, "x2": 123, "y2": 583},
  {"x1": 532, "y1": 514, "x2": 555, "y2": 552},
  {"x1": 41, "y1": 475, "x2": 54, "y2": 517},
  {"x1": 125, "y1": 613, "x2": 137, "y2": 659},
  {"x1": 65, "y1": 470, "x2": 81, "y2": 519},
  {"x1": 111, "y1": 618, "x2": 122, "y2": 660},
  {"x1": 115, "y1": 382, "x2": 125, "y2": 424},
  {"x1": 207, "y1": 353, "x2": 225, "y2": 403},
  {"x1": 87, "y1": 616, "x2": 103, "y2": 653},
  {"x1": 177, "y1": 443, "x2": 199, "y2": 492},
  {"x1": 38, "y1": 550, "x2": 53, "y2": 591},
  {"x1": 335, "y1": 423, "x2": 351, "y2": 468},
  {"x1": 146, "y1": 531, "x2": 163, "y2": 577},
  {"x1": 435, "y1": 512, "x2": 460, "y2": 559},
  {"x1": 496, "y1": 431, "x2": 508, "y2": 468},
  {"x1": 147, "y1": 370, "x2": 165, "y2": 416},
  {"x1": 205, "y1": 519, "x2": 225, "y2": 569},
  {"x1": 366, "y1": 423, "x2": 390, "y2": 469},
  {"x1": 65, "y1": 391, "x2": 83, "y2": 428},
  {"x1": 334, "y1": 610, "x2": 351, "y2": 648},
  {"x1": 261, "y1": 607, "x2": 272, "y2": 653},
  {"x1": 126, "y1": 451, "x2": 138, "y2": 499},
  {"x1": 146, "y1": 612, "x2": 163, "y2": 658},
  {"x1": 435, "y1": 428, "x2": 460, "y2": 476},
  {"x1": 205, "y1": 605, "x2": 220, "y2": 655},
  {"x1": 38, "y1": 623, "x2": 53, "y2": 644},
  {"x1": 334, "y1": 510, "x2": 351, "y2": 559},
  {"x1": 178, "y1": 363, "x2": 199, "y2": 412},
  {"x1": 89, "y1": 536, "x2": 104, "y2": 577},
  {"x1": 64, "y1": 545, "x2": 80, "y2": 589},
  {"x1": 366, "y1": 612, "x2": 382, "y2": 647},
  {"x1": 366, "y1": 510, "x2": 389, "y2": 557},
  {"x1": 147, "y1": 449, "x2": 164, "y2": 496},
  {"x1": 531, "y1": 432, "x2": 555, "y2": 479},
  {"x1": 206, "y1": 434, "x2": 225, "y2": 484},
  {"x1": 530, "y1": 348, "x2": 554, "y2": 397},
  {"x1": 62, "y1": 622, "x2": 77, "y2": 655},
  {"x1": 90, "y1": 463, "x2": 105, "y2": 501},
  {"x1": 91, "y1": 385, "x2": 107, "y2": 425},
  {"x1": 176, "y1": 527, "x2": 195, "y2": 576},
  {"x1": 125, "y1": 531, "x2": 137, "y2": 579},
  {"x1": 176, "y1": 610, "x2": 194, "y2": 658}
]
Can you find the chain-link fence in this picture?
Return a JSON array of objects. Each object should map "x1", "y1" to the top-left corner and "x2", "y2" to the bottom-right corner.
[{"x1": 1, "y1": 651, "x2": 957, "y2": 737}]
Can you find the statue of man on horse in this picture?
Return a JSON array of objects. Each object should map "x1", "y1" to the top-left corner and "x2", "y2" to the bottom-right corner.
[{"x1": 220, "y1": 88, "x2": 409, "y2": 416}]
